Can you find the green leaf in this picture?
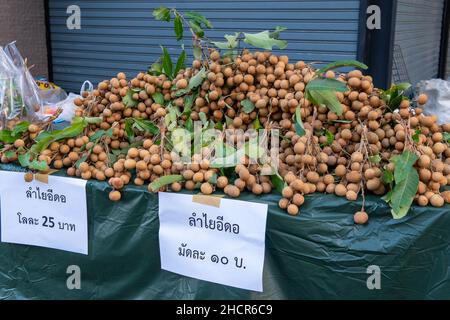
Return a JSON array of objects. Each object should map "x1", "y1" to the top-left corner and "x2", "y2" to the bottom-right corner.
[
  {"x1": 382, "y1": 170, "x2": 394, "y2": 184},
  {"x1": 184, "y1": 11, "x2": 213, "y2": 28},
  {"x1": 193, "y1": 46, "x2": 203, "y2": 60},
  {"x1": 443, "y1": 132, "x2": 450, "y2": 143},
  {"x1": 148, "y1": 61, "x2": 162, "y2": 76},
  {"x1": 294, "y1": 107, "x2": 306, "y2": 136},
  {"x1": 369, "y1": 154, "x2": 381, "y2": 164},
  {"x1": 381, "y1": 189, "x2": 393, "y2": 203},
  {"x1": 270, "y1": 174, "x2": 287, "y2": 194},
  {"x1": 241, "y1": 99, "x2": 255, "y2": 113},
  {"x1": 270, "y1": 26, "x2": 287, "y2": 39},
  {"x1": 18, "y1": 153, "x2": 31, "y2": 167},
  {"x1": 4, "y1": 150, "x2": 16, "y2": 159},
  {"x1": 0, "y1": 130, "x2": 16, "y2": 143},
  {"x1": 332, "y1": 119, "x2": 353, "y2": 124},
  {"x1": 29, "y1": 160, "x2": 49, "y2": 171},
  {"x1": 188, "y1": 67, "x2": 207, "y2": 90},
  {"x1": 395, "y1": 82, "x2": 411, "y2": 92},
  {"x1": 125, "y1": 119, "x2": 135, "y2": 142},
  {"x1": 317, "y1": 60, "x2": 368, "y2": 75},
  {"x1": 199, "y1": 112, "x2": 208, "y2": 126},
  {"x1": 390, "y1": 169, "x2": 419, "y2": 219},
  {"x1": 391, "y1": 151, "x2": 419, "y2": 183},
  {"x1": 153, "y1": 7, "x2": 171, "y2": 22},
  {"x1": 253, "y1": 117, "x2": 262, "y2": 130},
  {"x1": 323, "y1": 129, "x2": 334, "y2": 146},
  {"x1": 161, "y1": 46, "x2": 173, "y2": 78},
  {"x1": 307, "y1": 89, "x2": 343, "y2": 115},
  {"x1": 148, "y1": 175, "x2": 183, "y2": 192},
  {"x1": 306, "y1": 78, "x2": 348, "y2": 92},
  {"x1": 225, "y1": 116, "x2": 233, "y2": 127},
  {"x1": 211, "y1": 32, "x2": 240, "y2": 50},
  {"x1": 134, "y1": 119, "x2": 159, "y2": 135},
  {"x1": 174, "y1": 50, "x2": 186, "y2": 75},
  {"x1": 152, "y1": 92, "x2": 165, "y2": 105},
  {"x1": 210, "y1": 149, "x2": 244, "y2": 168},
  {"x1": 243, "y1": 30, "x2": 287, "y2": 50},
  {"x1": 31, "y1": 120, "x2": 87, "y2": 155},
  {"x1": 412, "y1": 129, "x2": 421, "y2": 143},
  {"x1": 75, "y1": 153, "x2": 89, "y2": 169},
  {"x1": 89, "y1": 128, "x2": 113, "y2": 142},
  {"x1": 122, "y1": 90, "x2": 139, "y2": 108},
  {"x1": 174, "y1": 15, "x2": 183, "y2": 41},
  {"x1": 11, "y1": 121, "x2": 30, "y2": 136},
  {"x1": 189, "y1": 20, "x2": 204, "y2": 37},
  {"x1": 208, "y1": 172, "x2": 218, "y2": 184}
]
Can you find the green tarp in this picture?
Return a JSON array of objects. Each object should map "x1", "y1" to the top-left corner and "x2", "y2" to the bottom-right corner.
[{"x1": 0, "y1": 164, "x2": 450, "y2": 299}]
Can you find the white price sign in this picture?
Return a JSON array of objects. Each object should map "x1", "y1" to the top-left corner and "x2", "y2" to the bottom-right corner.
[
  {"x1": 0, "y1": 170, "x2": 88, "y2": 255},
  {"x1": 158, "y1": 192, "x2": 268, "y2": 292}
]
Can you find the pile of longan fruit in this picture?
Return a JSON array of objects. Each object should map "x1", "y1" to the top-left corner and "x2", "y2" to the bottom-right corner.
[{"x1": 1, "y1": 48, "x2": 449, "y2": 224}]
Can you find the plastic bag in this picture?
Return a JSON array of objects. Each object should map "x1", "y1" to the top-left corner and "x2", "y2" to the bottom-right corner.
[
  {"x1": 53, "y1": 81, "x2": 94, "y2": 123},
  {"x1": 416, "y1": 79, "x2": 450, "y2": 125},
  {"x1": 0, "y1": 42, "x2": 41, "y2": 129}
]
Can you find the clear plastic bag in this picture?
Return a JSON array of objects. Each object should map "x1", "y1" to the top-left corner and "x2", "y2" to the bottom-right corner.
[{"x1": 0, "y1": 42, "x2": 42, "y2": 129}]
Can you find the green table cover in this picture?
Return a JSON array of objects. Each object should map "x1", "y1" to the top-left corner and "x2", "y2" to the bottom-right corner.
[{"x1": 0, "y1": 164, "x2": 449, "y2": 300}]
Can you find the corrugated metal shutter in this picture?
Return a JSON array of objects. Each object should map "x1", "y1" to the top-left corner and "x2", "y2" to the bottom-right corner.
[
  {"x1": 394, "y1": 0, "x2": 444, "y2": 85},
  {"x1": 446, "y1": 31, "x2": 450, "y2": 79},
  {"x1": 48, "y1": 0, "x2": 361, "y2": 93}
]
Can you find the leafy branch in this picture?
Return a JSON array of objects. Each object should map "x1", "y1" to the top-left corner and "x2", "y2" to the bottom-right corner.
[{"x1": 305, "y1": 60, "x2": 368, "y2": 115}]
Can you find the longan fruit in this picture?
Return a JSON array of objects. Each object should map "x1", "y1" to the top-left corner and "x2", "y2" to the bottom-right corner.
[
  {"x1": 290, "y1": 179, "x2": 304, "y2": 192},
  {"x1": 442, "y1": 191, "x2": 450, "y2": 203},
  {"x1": 287, "y1": 204, "x2": 299, "y2": 216},
  {"x1": 239, "y1": 168, "x2": 250, "y2": 181},
  {"x1": 366, "y1": 178, "x2": 381, "y2": 191},
  {"x1": 128, "y1": 147, "x2": 139, "y2": 158},
  {"x1": 335, "y1": 184, "x2": 347, "y2": 196},
  {"x1": 417, "y1": 195, "x2": 428, "y2": 206},
  {"x1": 346, "y1": 190, "x2": 358, "y2": 201},
  {"x1": 252, "y1": 184, "x2": 263, "y2": 195},
  {"x1": 418, "y1": 154, "x2": 431, "y2": 168},
  {"x1": 225, "y1": 185, "x2": 240, "y2": 198},
  {"x1": 79, "y1": 162, "x2": 89, "y2": 173},
  {"x1": 176, "y1": 79, "x2": 188, "y2": 89},
  {"x1": 282, "y1": 186, "x2": 294, "y2": 199},
  {"x1": 200, "y1": 182, "x2": 213, "y2": 195},
  {"x1": 292, "y1": 193, "x2": 305, "y2": 206},
  {"x1": 14, "y1": 139, "x2": 25, "y2": 148},
  {"x1": 217, "y1": 176, "x2": 228, "y2": 189},
  {"x1": 351, "y1": 151, "x2": 364, "y2": 163},
  {"x1": 124, "y1": 159, "x2": 136, "y2": 170},
  {"x1": 111, "y1": 177, "x2": 124, "y2": 189},
  {"x1": 306, "y1": 171, "x2": 320, "y2": 183},
  {"x1": 28, "y1": 124, "x2": 39, "y2": 133},
  {"x1": 81, "y1": 171, "x2": 92, "y2": 180},
  {"x1": 433, "y1": 142, "x2": 446, "y2": 155},
  {"x1": 279, "y1": 198, "x2": 289, "y2": 209},
  {"x1": 354, "y1": 211, "x2": 368, "y2": 224},
  {"x1": 109, "y1": 190, "x2": 122, "y2": 201},
  {"x1": 417, "y1": 93, "x2": 428, "y2": 105},
  {"x1": 193, "y1": 172, "x2": 204, "y2": 183},
  {"x1": 24, "y1": 172, "x2": 34, "y2": 182},
  {"x1": 335, "y1": 164, "x2": 347, "y2": 177},
  {"x1": 430, "y1": 194, "x2": 444, "y2": 207},
  {"x1": 346, "y1": 171, "x2": 361, "y2": 183},
  {"x1": 68, "y1": 152, "x2": 79, "y2": 162},
  {"x1": 105, "y1": 168, "x2": 114, "y2": 178}
]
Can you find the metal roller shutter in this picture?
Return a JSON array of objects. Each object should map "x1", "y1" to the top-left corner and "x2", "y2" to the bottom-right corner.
[
  {"x1": 48, "y1": 0, "x2": 361, "y2": 93},
  {"x1": 394, "y1": 0, "x2": 445, "y2": 85}
]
